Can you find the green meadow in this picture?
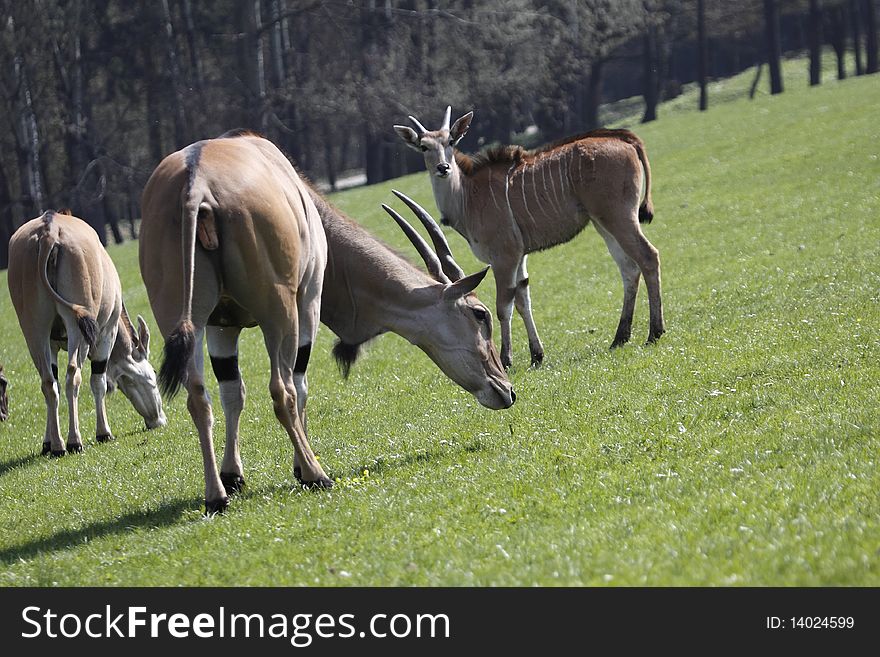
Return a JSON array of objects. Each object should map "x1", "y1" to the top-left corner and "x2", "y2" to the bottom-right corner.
[{"x1": 1, "y1": 60, "x2": 878, "y2": 586}]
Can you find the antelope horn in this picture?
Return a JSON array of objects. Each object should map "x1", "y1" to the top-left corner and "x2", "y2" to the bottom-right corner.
[
  {"x1": 382, "y1": 203, "x2": 451, "y2": 284},
  {"x1": 408, "y1": 115, "x2": 428, "y2": 135},
  {"x1": 442, "y1": 105, "x2": 452, "y2": 131},
  {"x1": 391, "y1": 190, "x2": 465, "y2": 281}
]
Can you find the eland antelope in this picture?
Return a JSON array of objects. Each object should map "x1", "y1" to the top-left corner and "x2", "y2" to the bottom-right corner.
[
  {"x1": 0, "y1": 365, "x2": 8, "y2": 421},
  {"x1": 396, "y1": 107, "x2": 665, "y2": 368},
  {"x1": 139, "y1": 131, "x2": 330, "y2": 513},
  {"x1": 7, "y1": 211, "x2": 165, "y2": 456},
  {"x1": 311, "y1": 187, "x2": 515, "y2": 410}
]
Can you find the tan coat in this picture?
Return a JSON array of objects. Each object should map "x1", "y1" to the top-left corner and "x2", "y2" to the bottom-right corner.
[{"x1": 7, "y1": 211, "x2": 164, "y2": 456}]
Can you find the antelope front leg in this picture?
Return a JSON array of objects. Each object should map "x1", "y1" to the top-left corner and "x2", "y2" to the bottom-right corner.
[
  {"x1": 264, "y1": 325, "x2": 330, "y2": 490},
  {"x1": 513, "y1": 256, "x2": 544, "y2": 366},
  {"x1": 494, "y1": 264, "x2": 518, "y2": 369}
]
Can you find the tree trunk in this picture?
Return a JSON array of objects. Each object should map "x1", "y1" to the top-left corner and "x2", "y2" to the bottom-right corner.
[
  {"x1": 236, "y1": 0, "x2": 267, "y2": 130},
  {"x1": 323, "y1": 122, "x2": 337, "y2": 192},
  {"x1": 865, "y1": 0, "x2": 878, "y2": 73},
  {"x1": 0, "y1": 162, "x2": 14, "y2": 269},
  {"x1": 268, "y1": 0, "x2": 286, "y2": 89},
  {"x1": 749, "y1": 63, "x2": 764, "y2": 99},
  {"x1": 850, "y1": 0, "x2": 864, "y2": 75},
  {"x1": 584, "y1": 59, "x2": 604, "y2": 130},
  {"x1": 13, "y1": 59, "x2": 45, "y2": 216},
  {"x1": 828, "y1": 4, "x2": 848, "y2": 80},
  {"x1": 161, "y1": 0, "x2": 189, "y2": 147},
  {"x1": 763, "y1": 0, "x2": 784, "y2": 94},
  {"x1": 181, "y1": 0, "x2": 204, "y2": 94},
  {"x1": 809, "y1": 0, "x2": 822, "y2": 85},
  {"x1": 363, "y1": 129, "x2": 384, "y2": 186},
  {"x1": 642, "y1": 26, "x2": 658, "y2": 123},
  {"x1": 698, "y1": 0, "x2": 708, "y2": 110},
  {"x1": 142, "y1": 40, "x2": 166, "y2": 166}
]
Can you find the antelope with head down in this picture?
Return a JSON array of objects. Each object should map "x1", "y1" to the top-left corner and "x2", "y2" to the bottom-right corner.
[
  {"x1": 140, "y1": 131, "x2": 330, "y2": 514},
  {"x1": 312, "y1": 186, "x2": 514, "y2": 410},
  {"x1": 7, "y1": 211, "x2": 165, "y2": 456},
  {"x1": 396, "y1": 107, "x2": 665, "y2": 368}
]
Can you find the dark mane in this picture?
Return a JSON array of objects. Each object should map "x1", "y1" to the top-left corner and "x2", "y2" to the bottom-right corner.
[
  {"x1": 456, "y1": 128, "x2": 644, "y2": 177},
  {"x1": 454, "y1": 144, "x2": 527, "y2": 176}
]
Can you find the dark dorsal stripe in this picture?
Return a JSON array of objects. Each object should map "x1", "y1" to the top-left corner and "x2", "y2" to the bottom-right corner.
[{"x1": 455, "y1": 128, "x2": 645, "y2": 177}]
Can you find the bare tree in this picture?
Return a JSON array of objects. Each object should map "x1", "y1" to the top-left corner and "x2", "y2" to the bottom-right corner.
[
  {"x1": 809, "y1": 0, "x2": 822, "y2": 85},
  {"x1": 763, "y1": 0, "x2": 784, "y2": 94}
]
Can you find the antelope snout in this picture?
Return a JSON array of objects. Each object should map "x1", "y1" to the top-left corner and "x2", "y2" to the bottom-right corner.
[
  {"x1": 436, "y1": 162, "x2": 451, "y2": 177},
  {"x1": 146, "y1": 412, "x2": 167, "y2": 430}
]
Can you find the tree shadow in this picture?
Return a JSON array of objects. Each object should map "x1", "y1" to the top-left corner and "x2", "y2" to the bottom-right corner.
[{"x1": 0, "y1": 495, "x2": 201, "y2": 566}]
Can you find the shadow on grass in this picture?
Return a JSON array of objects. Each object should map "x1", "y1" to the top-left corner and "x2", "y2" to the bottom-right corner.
[
  {"x1": 0, "y1": 452, "x2": 42, "y2": 478},
  {"x1": 0, "y1": 495, "x2": 201, "y2": 566}
]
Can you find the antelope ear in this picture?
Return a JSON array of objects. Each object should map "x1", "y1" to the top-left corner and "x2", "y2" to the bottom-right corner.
[
  {"x1": 442, "y1": 266, "x2": 490, "y2": 300},
  {"x1": 450, "y1": 111, "x2": 473, "y2": 146},
  {"x1": 394, "y1": 125, "x2": 422, "y2": 151},
  {"x1": 136, "y1": 314, "x2": 151, "y2": 358}
]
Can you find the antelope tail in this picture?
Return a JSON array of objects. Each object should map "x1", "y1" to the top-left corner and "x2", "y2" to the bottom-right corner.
[
  {"x1": 158, "y1": 187, "x2": 201, "y2": 399},
  {"x1": 632, "y1": 138, "x2": 654, "y2": 224},
  {"x1": 37, "y1": 219, "x2": 98, "y2": 350},
  {"x1": 595, "y1": 130, "x2": 654, "y2": 224}
]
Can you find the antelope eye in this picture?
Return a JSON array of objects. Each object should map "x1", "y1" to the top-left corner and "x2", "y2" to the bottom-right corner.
[
  {"x1": 472, "y1": 307, "x2": 488, "y2": 322},
  {"x1": 420, "y1": 144, "x2": 428, "y2": 152}
]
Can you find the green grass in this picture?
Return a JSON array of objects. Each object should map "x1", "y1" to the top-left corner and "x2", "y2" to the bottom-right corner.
[{"x1": 1, "y1": 62, "x2": 878, "y2": 586}]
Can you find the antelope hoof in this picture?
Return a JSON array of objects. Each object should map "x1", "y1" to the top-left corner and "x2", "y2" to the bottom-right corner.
[
  {"x1": 296, "y1": 470, "x2": 334, "y2": 490},
  {"x1": 96, "y1": 433, "x2": 115, "y2": 444},
  {"x1": 204, "y1": 496, "x2": 229, "y2": 515},
  {"x1": 530, "y1": 349, "x2": 544, "y2": 367},
  {"x1": 41, "y1": 442, "x2": 51, "y2": 456},
  {"x1": 221, "y1": 472, "x2": 246, "y2": 495},
  {"x1": 50, "y1": 449, "x2": 66, "y2": 458},
  {"x1": 646, "y1": 329, "x2": 665, "y2": 345},
  {"x1": 66, "y1": 442, "x2": 84, "y2": 454},
  {"x1": 501, "y1": 355, "x2": 512, "y2": 370}
]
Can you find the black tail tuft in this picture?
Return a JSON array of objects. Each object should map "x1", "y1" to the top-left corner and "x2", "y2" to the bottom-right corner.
[
  {"x1": 638, "y1": 204, "x2": 654, "y2": 224},
  {"x1": 159, "y1": 321, "x2": 195, "y2": 399},
  {"x1": 331, "y1": 340, "x2": 361, "y2": 379},
  {"x1": 77, "y1": 315, "x2": 99, "y2": 351}
]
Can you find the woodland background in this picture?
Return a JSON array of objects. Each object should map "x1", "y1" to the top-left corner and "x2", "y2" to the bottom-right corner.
[{"x1": 1, "y1": 0, "x2": 877, "y2": 267}]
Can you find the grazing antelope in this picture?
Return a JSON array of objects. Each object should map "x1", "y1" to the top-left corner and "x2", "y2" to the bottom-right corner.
[
  {"x1": 0, "y1": 365, "x2": 8, "y2": 421},
  {"x1": 139, "y1": 131, "x2": 330, "y2": 513},
  {"x1": 395, "y1": 107, "x2": 665, "y2": 368},
  {"x1": 7, "y1": 211, "x2": 166, "y2": 456},
  {"x1": 310, "y1": 186, "x2": 515, "y2": 410}
]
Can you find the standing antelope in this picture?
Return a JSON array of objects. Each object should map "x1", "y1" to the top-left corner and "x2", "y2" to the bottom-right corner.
[
  {"x1": 311, "y1": 186, "x2": 515, "y2": 410},
  {"x1": 0, "y1": 365, "x2": 8, "y2": 421},
  {"x1": 139, "y1": 131, "x2": 330, "y2": 514},
  {"x1": 395, "y1": 107, "x2": 665, "y2": 368},
  {"x1": 7, "y1": 211, "x2": 166, "y2": 456}
]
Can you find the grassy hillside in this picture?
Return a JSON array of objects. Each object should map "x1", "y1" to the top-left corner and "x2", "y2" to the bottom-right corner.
[{"x1": 0, "y1": 63, "x2": 877, "y2": 586}]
